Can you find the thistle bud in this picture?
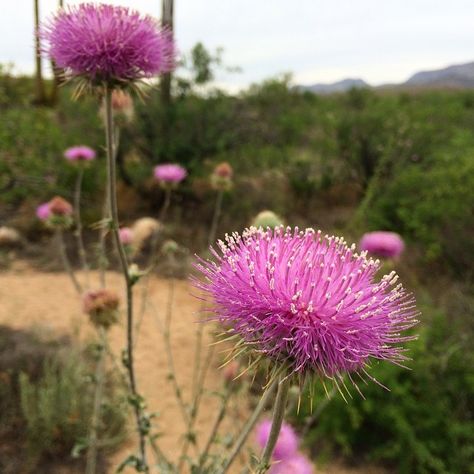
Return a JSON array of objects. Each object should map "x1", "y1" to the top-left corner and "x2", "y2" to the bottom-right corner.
[
  {"x1": 210, "y1": 162, "x2": 233, "y2": 191},
  {"x1": 82, "y1": 289, "x2": 120, "y2": 329},
  {"x1": 251, "y1": 210, "x2": 284, "y2": 230}
]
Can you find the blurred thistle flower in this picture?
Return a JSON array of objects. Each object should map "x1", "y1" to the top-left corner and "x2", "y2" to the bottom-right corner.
[
  {"x1": 82, "y1": 288, "x2": 120, "y2": 328},
  {"x1": 162, "y1": 239, "x2": 179, "y2": 255},
  {"x1": 268, "y1": 453, "x2": 314, "y2": 474},
  {"x1": 41, "y1": 3, "x2": 175, "y2": 90},
  {"x1": 195, "y1": 227, "x2": 418, "y2": 386},
  {"x1": 210, "y1": 162, "x2": 233, "y2": 191},
  {"x1": 251, "y1": 210, "x2": 284, "y2": 230},
  {"x1": 48, "y1": 196, "x2": 73, "y2": 216},
  {"x1": 119, "y1": 227, "x2": 134, "y2": 246},
  {"x1": 39, "y1": 196, "x2": 74, "y2": 229},
  {"x1": 36, "y1": 202, "x2": 52, "y2": 221},
  {"x1": 360, "y1": 231, "x2": 405, "y2": 259},
  {"x1": 256, "y1": 419, "x2": 299, "y2": 460},
  {"x1": 64, "y1": 145, "x2": 96, "y2": 162},
  {"x1": 154, "y1": 163, "x2": 187, "y2": 187},
  {"x1": 99, "y1": 89, "x2": 135, "y2": 125}
]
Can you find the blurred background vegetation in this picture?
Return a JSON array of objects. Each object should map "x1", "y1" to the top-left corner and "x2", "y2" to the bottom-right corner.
[{"x1": 1, "y1": 45, "x2": 473, "y2": 473}]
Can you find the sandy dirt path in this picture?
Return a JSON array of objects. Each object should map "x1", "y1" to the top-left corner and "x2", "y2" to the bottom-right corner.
[{"x1": 0, "y1": 267, "x2": 387, "y2": 474}]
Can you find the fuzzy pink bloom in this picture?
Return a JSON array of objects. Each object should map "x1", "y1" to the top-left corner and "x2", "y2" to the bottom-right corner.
[
  {"x1": 154, "y1": 164, "x2": 187, "y2": 184},
  {"x1": 119, "y1": 227, "x2": 134, "y2": 245},
  {"x1": 360, "y1": 231, "x2": 405, "y2": 259},
  {"x1": 42, "y1": 3, "x2": 175, "y2": 84},
  {"x1": 48, "y1": 196, "x2": 73, "y2": 216},
  {"x1": 214, "y1": 162, "x2": 233, "y2": 179},
  {"x1": 64, "y1": 146, "x2": 96, "y2": 162},
  {"x1": 195, "y1": 227, "x2": 418, "y2": 381},
  {"x1": 256, "y1": 419, "x2": 299, "y2": 460},
  {"x1": 36, "y1": 202, "x2": 51, "y2": 221},
  {"x1": 269, "y1": 453, "x2": 314, "y2": 474}
]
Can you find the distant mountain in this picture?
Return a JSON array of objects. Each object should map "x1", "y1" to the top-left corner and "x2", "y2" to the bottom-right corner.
[
  {"x1": 404, "y1": 61, "x2": 474, "y2": 88},
  {"x1": 298, "y1": 78, "x2": 369, "y2": 94},
  {"x1": 298, "y1": 61, "x2": 474, "y2": 94}
]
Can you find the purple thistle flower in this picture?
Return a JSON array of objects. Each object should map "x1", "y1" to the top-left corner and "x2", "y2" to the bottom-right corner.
[
  {"x1": 268, "y1": 453, "x2": 314, "y2": 474},
  {"x1": 36, "y1": 202, "x2": 51, "y2": 221},
  {"x1": 360, "y1": 231, "x2": 405, "y2": 259},
  {"x1": 119, "y1": 227, "x2": 134, "y2": 246},
  {"x1": 64, "y1": 145, "x2": 96, "y2": 162},
  {"x1": 195, "y1": 227, "x2": 418, "y2": 383},
  {"x1": 256, "y1": 419, "x2": 299, "y2": 460},
  {"x1": 42, "y1": 3, "x2": 175, "y2": 84},
  {"x1": 154, "y1": 164, "x2": 187, "y2": 184}
]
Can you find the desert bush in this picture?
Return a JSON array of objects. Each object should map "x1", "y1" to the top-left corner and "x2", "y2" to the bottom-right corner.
[
  {"x1": 19, "y1": 348, "x2": 126, "y2": 463},
  {"x1": 0, "y1": 326, "x2": 126, "y2": 472}
]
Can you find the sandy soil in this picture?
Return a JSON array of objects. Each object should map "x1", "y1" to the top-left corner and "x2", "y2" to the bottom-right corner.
[{"x1": 0, "y1": 265, "x2": 387, "y2": 474}]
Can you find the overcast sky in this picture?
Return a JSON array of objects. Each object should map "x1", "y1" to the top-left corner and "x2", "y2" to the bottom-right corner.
[{"x1": 2, "y1": 0, "x2": 474, "y2": 91}]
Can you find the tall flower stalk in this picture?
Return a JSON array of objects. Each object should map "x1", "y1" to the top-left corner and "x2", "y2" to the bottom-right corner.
[{"x1": 104, "y1": 87, "x2": 148, "y2": 469}]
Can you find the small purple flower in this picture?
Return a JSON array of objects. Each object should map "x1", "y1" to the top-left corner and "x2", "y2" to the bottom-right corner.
[
  {"x1": 360, "y1": 231, "x2": 405, "y2": 259},
  {"x1": 119, "y1": 227, "x2": 134, "y2": 246},
  {"x1": 64, "y1": 146, "x2": 96, "y2": 162},
  {"x1": 42, "y1": 3, "x2": 175, "y2": 84},
  {"x1": 154, "y1": 164, "x2": 187, "y2": 184},
  {"x1": 195, "y1": 227, "x2": 418, "y2": 382},
  {"x1": 269, "y1": 453, "x2": 314, "y2": 474},
  {"x1": 36, "y1": 202, "x2": 51, "y2": 221},
  {"x1": 256, "y1": 419, "x2": 299, "y2": 460}
]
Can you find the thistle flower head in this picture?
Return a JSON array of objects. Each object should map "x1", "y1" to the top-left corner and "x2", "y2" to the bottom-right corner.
[
  {"x1": 64, "y1": 145, "x2": 96, "y2": 162},
  {"x1": 119, "y1": 227, "x2": 134, "y2": 246},
  {"x1": 36, "y1": 202, "x2": 52, "y2": 221},
  {"x1": 268, "y1": 453, "x2": 314, "y2": 474},
  {"x1": 154, "y1": 163, "x2": 187, "y2": 186},
  {"x1": 82, "y1": 288, "x2": 120, "y2": 328},
  {"x1": 195, "y1": 227, "x2": 418, "y2": 384},
  {"x1": 251, "y1": 210, "x2": 284, "y2": 230},
  {"x1": 48, "y1": 196, "x2": 73, "y2": 216},
  {"x1": 360, "y1": 231, "x2": 405, "y2": 259},
  {"x1": 42, "y1": 3, "x2": 175, "y2": 87},
  {"x1": 256, "y1": 419, "x2": 299, "y2": 460},
  {"x1": 211, "y1": 162, "x2": 233, "y2": 191}
]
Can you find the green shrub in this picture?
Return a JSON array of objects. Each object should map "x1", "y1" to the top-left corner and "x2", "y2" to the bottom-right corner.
[{"x1": 19, "y1": 349, "x2": 126, "y2": 462}]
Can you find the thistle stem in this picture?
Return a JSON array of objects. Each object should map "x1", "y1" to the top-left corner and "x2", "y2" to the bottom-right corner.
[
  {"x1": 256, "y1": 377, "x2": 291, "y2": 473},
  {"x1": 208, "y1": 189, "x2": 223, "y2": 247},
  {"x1": 56, "y1": 228, "x2": 82, "y2": 294},
  {"x1": 221, "y1": 376, "x2": 279, "y2": 474},
  {"x1": 104, "y1": 86, "x2": 148, "y2": 470},
  {"x1": 85, "y1": 328, "x2": 107, "y2": 474},
  {"x1": 74, "y1": 166, "x2": 90, "y2": 287}
]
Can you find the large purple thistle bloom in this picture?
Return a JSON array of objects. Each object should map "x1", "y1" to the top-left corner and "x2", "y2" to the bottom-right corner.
[
  {"x1": 195, "y1": 227, "x2": 418, "y2": 382},
  {"x1": 42, "y1": 3, "x2": 175, "y2": 84}
]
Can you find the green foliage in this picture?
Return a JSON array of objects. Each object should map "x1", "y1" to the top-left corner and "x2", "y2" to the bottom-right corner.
[
  {"x1": 293, "y1": 295, "x2": 474, "y2": 474},
  {"x1": 19, "y1": 349, "x2": 126, "y2": 461}
]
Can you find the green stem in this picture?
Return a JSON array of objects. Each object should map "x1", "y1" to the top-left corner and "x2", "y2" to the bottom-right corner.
[
  {"x1": 256, "y1": 377, "x2": 291, "y2": 473},
  {"x1": 104, "y1": 86, "x2": 148, "y2": 471},
  {"x1": 208, "y1": 189, "x2": 223, "y2": 247},
  {"x1": 197, "y1": 386, "x2": 231, "y2": 471},
  {"x1": 221, "y1": 376, "x2": 279, "y2": 474},
  {"x1": 74, "y1": 167, "x2": 90, "y2": 287},
  {"x1": 56, "y1": 228, "x2": 82, "y2": 294},
  {"x1": 85, "y1": 328, "x2": 107, "y2": 474}
]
